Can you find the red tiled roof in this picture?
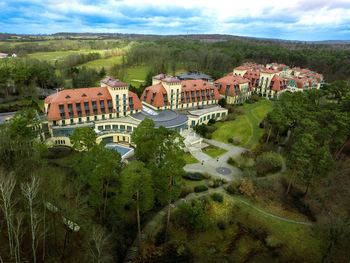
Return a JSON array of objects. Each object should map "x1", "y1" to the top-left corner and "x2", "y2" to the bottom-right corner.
[
  {"x1": 270, "y1": 74, "x2": 288, "y2": 91},
  {"x1": 234, "y1": 66, "x2": 249, "y2": 71},
  {"x1": 261, "y1": 68, "x2": 278, "y2": 74},
  {"x1": 128, "y1": 91, "x2": 142, "y2": 111},
  {"x1": 45, "y1": 87, "x2": 112, "y2": 121},
  {"x1": 215, "y1": 74, "x2": 250, "y2": 97},
  {"x1": 244, "y1": 70, "x2": 260, "y2": 89},
  {"x1": 141, "y1": 83, "x2": 168, "y2": 108},
  {"x1": 181, "y1": 80, "x2": 220, "y2": 103}
]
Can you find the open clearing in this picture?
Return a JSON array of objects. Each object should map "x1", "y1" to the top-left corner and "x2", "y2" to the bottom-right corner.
[{"x1": 213, "y1": 99, "x2": 273, "y2": 149}]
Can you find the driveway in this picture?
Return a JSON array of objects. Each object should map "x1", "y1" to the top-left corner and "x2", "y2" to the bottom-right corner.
[{"x1": 184, "y1": 139, "x2": 247, "y2": 182}]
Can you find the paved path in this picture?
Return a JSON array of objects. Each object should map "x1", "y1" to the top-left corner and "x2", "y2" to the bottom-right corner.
[{"x1": 185, "y1": 139, "x2": 246, "y2": 182}]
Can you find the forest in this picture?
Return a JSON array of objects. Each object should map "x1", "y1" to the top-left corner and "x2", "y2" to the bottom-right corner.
[{"x1": 0, "y1": 37, "x2": 350, "y2": 262}]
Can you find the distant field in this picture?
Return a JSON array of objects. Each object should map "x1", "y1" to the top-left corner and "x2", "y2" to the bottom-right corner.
[
  {"x1": 27, "y1": 50, "x2": 105, "y2": 62},
  {"x1": 124, "y1": 65, "x2": 149, "y2": 88}
]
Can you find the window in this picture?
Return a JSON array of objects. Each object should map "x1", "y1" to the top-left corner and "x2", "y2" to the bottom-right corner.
[
  {"x1": 62, "y1": 120, "x2": 65, "y2": 125},
  {"x1": 53, "y1": 120, "x2": 57, "y2": 126},
  {"x1": 109, "y1": 113, "x2": 113, "y2": 119},
  {"x1": 102, "y1": 114, "x2": 105, "y2": 120},
  {"x1": 94, "y1": 116, "x2": 98, "y2": 121},
  {"x1": 120, "y1": 125, "x2": 125, "y2": 131},
  {"x1": 59, "y1": 104, "x2": 65, "y2": 119},
  {"x1": 191, "y1": 120, "x2": 196, "y2": 126},
  {"x1": 98, "y1": 126, "x2": 103, "y2": 131},
  {"x1": 105, "y1": 125, "x2": 111, "y2": 130},
  {"x1": 70, "y1": 119, "x2": 74, "y2": 124},
  {"x1": 78, "y1": 117, "x2": 82, "y2": 123},
  {"x1": 112, "y1": 125, "x2": 118, "y2": 130},
  {"x1": 87, "y1": 116, "x2": 90, "y2": 122}
]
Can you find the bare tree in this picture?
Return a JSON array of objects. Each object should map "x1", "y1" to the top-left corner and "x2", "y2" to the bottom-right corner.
[
  {"x1": 12, "y1": 212, "x2": 24, "y2": 263},
  {"x1": 0, "y1": 172, "x2": 16, "y2": 258},
  {"x1": 21, "y1": 176, "x2": 41, "y2": 263},
  {"x1": 88, "y1": 226, "x2": 112, "y2": 263}
]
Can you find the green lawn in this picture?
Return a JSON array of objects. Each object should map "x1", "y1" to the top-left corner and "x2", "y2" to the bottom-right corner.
[
  {"x1": 183, "y1": 152, "x2": 199, "y2": 164},
  {"x1": 124, "y1": 65, "x2": 149, "y2": 88},
  {"x1": 203, "y1": 145, "x2": 227, "y2": 158},
  {"x1": 228, "y1": 195, "x2": 322, "y2": 262},
  {"x1": 27, "y1": 49, "x2": 105, "y2": 62},
  {"x1": 212, "y1": 99, "x2": 273, "y2": 149}
]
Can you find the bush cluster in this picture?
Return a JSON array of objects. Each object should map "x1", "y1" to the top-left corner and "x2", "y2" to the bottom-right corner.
[
  {"x1": 174, "y1": 199, "x2": 212, "y2": 232},
  {"x1": 255, "y1": 151, "x2": 283, "y2": 176},
  {"x1": 182, "y1": 172, "x2": 204, "y2": 181},
  {"x1": 211, "y1": 193, "x2": 224, "y2": 203},
  {"x1": 194, "y1": 185, "x2": 208, "y2": 192}
]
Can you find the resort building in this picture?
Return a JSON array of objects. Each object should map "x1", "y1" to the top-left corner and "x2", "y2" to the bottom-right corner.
[
  {"x1": 216, "y1": 63, "x2": 323, "y2": 104},
  {"x1": 141, "y1": 74, "x2": 220, "y2": 110},
  {"x1": 44, "y1": 76, "x2": 227, "y2": 150},
  {"x1": 214, "y1": 73, "x2": 251, "y2": 104}
]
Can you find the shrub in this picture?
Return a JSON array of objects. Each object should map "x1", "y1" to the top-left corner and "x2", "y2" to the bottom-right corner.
[
  {"x1": 255, "y1": 151, "x2": 283, "y2": 176},
  {"x1": 211, "y1": 193, "x2": 224, "y2": 203},
  {"x1": 206, "y1": 125, "x2": 217, "y2": 133},
  {"x1": 182, "y1": 172, "x2": 204, "y2": 181},
  {"x1": 265, "y1": 235, "x2": 283, "y2": 248},
  {"x1": 180, "y1": 186, "x2": 193, "y2": 197},
  {"x1": 194, "y1": 185, "x2": 208, "y2": 192},
  {"x1": 217, "y1": 221, "x2": 226, "y2": 230},
  {"x1": 230, "y1": 137, "x2": 242, "y2": 145},
  {"x1": 208, "y1": 119, "x2": 216, "y2": 125},
  {"x1": 162, "y1": 241, "x2": 194, "y2": 262},
  {"x1": 239, "y1": 178, "x2": 255, "y2": 198},
  {"x1": 242, "y1": 167, "x2": 257, "y2": 178},
  {"x1": 223, "y1": 113, "x2": 236, "y2": 121},
  {"x1": 225, "y1": 180, "x2": 242, "y2": 195},
  {"x1": 174, "y1": 199, "x2": 212, "y2": 232},
  {"x1": 251, "y1": 95, "x2": 260, "y2": 102},
  {"x1": 227, "y1": 157, "x2": 237, "y2": 166},
  {"x1": 202, "y1": 173, "x2": 211, "y2": 179},
  {"x1": 204, "y1": 133, "x2": 212, "y2": 139}
]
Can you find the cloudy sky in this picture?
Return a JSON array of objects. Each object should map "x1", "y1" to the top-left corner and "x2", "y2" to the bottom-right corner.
[{"x1": 1, "y1": 0, "x2": 350, "y2": 40}]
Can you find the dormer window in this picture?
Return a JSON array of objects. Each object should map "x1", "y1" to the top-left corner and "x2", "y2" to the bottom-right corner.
[
  {"x1": 82, "y1": 93, "x2": 87, "y2": 97},
  {"x1": 65, "y1": 95, "x2": 71, "y2": 99},
  {"x1": 97, "y1": 92, "x2": 102, "y2": 96}
]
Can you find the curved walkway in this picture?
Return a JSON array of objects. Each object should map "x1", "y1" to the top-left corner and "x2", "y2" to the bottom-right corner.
[{"x1": 124, "y1": 186, "x2": 313, "y2": 262}]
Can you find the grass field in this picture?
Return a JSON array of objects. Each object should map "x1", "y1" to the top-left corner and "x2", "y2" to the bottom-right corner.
[
  {"x1": 203, "y1": 145, "x2": 227, "y2": 158},
  {"x1": 27, "y1": 49, "x2": 105, "y2": 62},
  {"x1": 183, "y1": 152, "x2": 199, "y2": 164},
  {"x1": 212, "y1": 99, "x2": 273, "y2": 149},
  {"x1": 124, "y1": 65, "x2": 150, "y2": 88}
]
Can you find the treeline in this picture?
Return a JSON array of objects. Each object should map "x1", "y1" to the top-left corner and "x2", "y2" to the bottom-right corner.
[
  {"x1": 56, "y1": 52, "x2": 101, "y2": 69},
  {"x1": 0, "y1": 39, "x2": 129, "y2": 56},
  {"x1": 0, "y1": 110, "x2": 186, "y2": 262},
  {"x1": 124, "y1": 39, "x2": 350, "y2": 81},
  {"x1": 0, "y1": 59, "x2": 63, "y2": 99},
  {"x1": 261, "y1": 84, "x2": 350, "y2": 262}
]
